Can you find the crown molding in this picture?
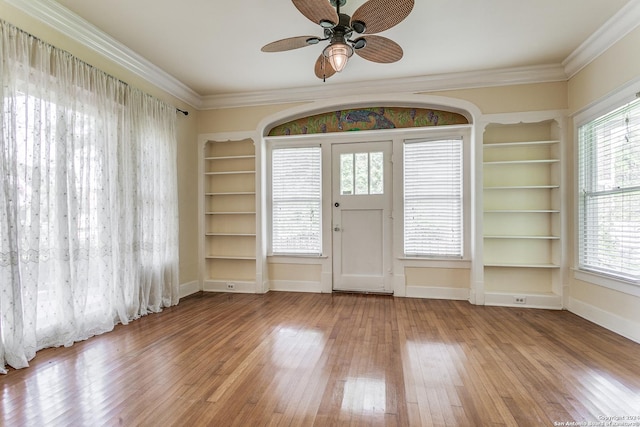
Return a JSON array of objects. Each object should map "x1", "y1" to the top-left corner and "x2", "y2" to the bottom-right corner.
[
  {"x1": 200, "y1": 64, "x2": 568, "y2": 109},
  {"x1": 7, "y1": 0, "x2": 638, "y2": 110},
  {"x1": 562, "y1": 0, "x2": 640, "y2": 78},
  {"x1": 5, "y1": 0, "x2": 202, "y2": 108}
]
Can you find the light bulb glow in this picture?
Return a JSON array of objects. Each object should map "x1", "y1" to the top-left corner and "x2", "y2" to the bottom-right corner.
[{"x1": 323, "y1": 42, "x2": 354, "y2": 72}]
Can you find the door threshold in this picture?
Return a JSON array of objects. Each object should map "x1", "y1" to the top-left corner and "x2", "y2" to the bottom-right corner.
[{"x1": 332, "y1": 289, "x2": 394, "y2": 296}]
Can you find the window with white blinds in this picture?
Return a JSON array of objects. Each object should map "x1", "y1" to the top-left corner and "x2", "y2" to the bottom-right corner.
[
  {"x1": 271, "y1": 147, "x2": 322, "y2": 255},
  {"x1": 404, "y1": 138, "x2": 463, "y2": 257},
  {"x1": 578, "y1": 97, "x2": 640, "y2": 283}
]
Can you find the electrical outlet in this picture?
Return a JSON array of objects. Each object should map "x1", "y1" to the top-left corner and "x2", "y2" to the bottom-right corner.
[
  {"x1": 226, "y1": 282, "x2": 235, "y2": 290},
  {"x1": 514, "y1": 296, "x2": 527, "y2": 304}
]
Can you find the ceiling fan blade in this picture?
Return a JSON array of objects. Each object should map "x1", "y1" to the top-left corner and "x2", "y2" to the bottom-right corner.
[
  {"x1": 354, "y1": 35, "x2": 403, "y2": 63},
  {"x1": 292, "y1": 0, "x2": 339, "y2": 27},
  {"x1": 351, "y1": 0, "x2": 414, "y2": 34},
  {"x1": 261, "y1": 36, "x2": 319, "y2": 52},
  {"x1": 314, "y1": 54, "x2": 336, "y2": 80}
]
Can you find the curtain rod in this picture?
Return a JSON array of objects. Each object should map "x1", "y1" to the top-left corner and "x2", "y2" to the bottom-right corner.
[{"x1": 1, "y1": 19, "x2": 190, "y2": 117}]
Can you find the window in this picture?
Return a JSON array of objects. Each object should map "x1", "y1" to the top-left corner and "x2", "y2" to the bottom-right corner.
[
  {"x1": 404, "y1": 138, "x2": 463, "y2": 257},
  {"x1": 1, "y1": 19, "x2": 178, "y2": 372},
  {"x1": 578, "y1": 97, "x2": 640, "y2": 283},
  {"x1": 271, "y1": 147, "x2": 322, "y2": 254},
  {"x1": 9, "y1": 92, "x2": 108, "y2": 330}
]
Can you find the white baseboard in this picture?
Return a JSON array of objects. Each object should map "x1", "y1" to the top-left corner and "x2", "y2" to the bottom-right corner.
[
  {"x1": 568, "y1": 297, "x2": 640, "y2": 344},
  {"x1": 269, "y1": 280, "x2": 323, "y2": 293},
  {"x1": 203, "y1": 280, "x2": 256, "y2": 293},
  {"x1": 393, "y1": 274, "x2": 406, "y2": 297},
  {"x1": 179, "y1": 281, "x2": 200, "y2": 299},
  {"x1": 405, "y1": 286, "x2": 470, "y2": 300},
  {"x1": 471, "y1": 281, "x2": 484, "y2": 305},
  {"x1": 484, "y1": 291, "x2": 562, "y2": 310}
]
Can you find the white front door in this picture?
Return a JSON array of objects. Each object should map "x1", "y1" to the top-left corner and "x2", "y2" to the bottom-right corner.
[{"x1": 332, "y1": 141, "x2": 392, "y2": 293}]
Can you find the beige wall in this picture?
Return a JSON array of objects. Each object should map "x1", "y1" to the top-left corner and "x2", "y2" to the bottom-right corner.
[
  {"x1": 566, "y1": 26, "x2": 640, "y2": 334},
  {"x1": 176, "y1": 113, "x2": 199, "y2": 286},
  {"x1": 197, "y1": 103, "x2": 307, "y2": 134},
  {"x1": 405, "y1": 268, "x2": 470, "y2": 289},
  {"x1": 197, "y1": 83, "x2": 569, "y2": 136},
  {"x1": 568, "y1": 26, "x2": 640, "y2": 116},
  {"x1": 9, "y1": 0, "x2": 639, "y2": 338},
  {"x1": 198, "y1": 84, "x2": 568, "y2": 291},
  {"x1": 267, "y1": 263, "x2": 322, "y2": 282},
  {"x1": 433, "y1": 82, "x2": 568, "y2": 114},
  {"x1": 0, "y1": 2, "x2": 200, "y2": 285}
]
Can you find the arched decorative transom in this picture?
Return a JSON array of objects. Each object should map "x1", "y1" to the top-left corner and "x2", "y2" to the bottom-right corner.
[{"x1": 267, "y1": 106, "x2": 469, "y2": 136}]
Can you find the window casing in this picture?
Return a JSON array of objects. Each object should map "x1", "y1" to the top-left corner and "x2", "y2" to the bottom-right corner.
[
  {"x1": 578, "y1": 97, "x2": 640, "y2": 283},
  {"x1": 266, "y1": 126, "x2": 469, "y2": 262},
  {"x1": 403, "y1": 138, "x2": 464, "y2": 258},
  {"x1": 270, "y1": 146, "x2": 322, "y2": 255}
]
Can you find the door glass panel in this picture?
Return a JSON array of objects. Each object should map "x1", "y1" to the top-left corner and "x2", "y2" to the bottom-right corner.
[
  {"x1": 340, "y1": 153, "x2": 354, "y2": 195},
  {"x1": 369, "y1": 152, "x2": 383, "y2": 194},
  {"x1": 355, "y1": 153, "x2": 369, "y2": 194},
  {"x1": 340, "y1": 151, "x2": 384, "y2": 196}
]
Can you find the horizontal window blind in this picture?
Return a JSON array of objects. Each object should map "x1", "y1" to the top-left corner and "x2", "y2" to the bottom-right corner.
[
  {"x1": 404, "y1": 139, "x2": 463, "y2": 257},
  {"x1": 578, "y1": 97, "x2": 640, "y2": 282},
  {"x1": 271, "y1": 147, "x2": 322, "y2": 254}
]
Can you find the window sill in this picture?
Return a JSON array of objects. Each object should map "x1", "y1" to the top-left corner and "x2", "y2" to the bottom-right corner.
[
  {"x1": 399, "y1": 257, "x2": 471, "y2": 269},
  {"x1": 267, "y1": 255, "x2": 328, "y2": 264},
  {"x1": 573, "y1": 269, "x2": 640, "y2": 298}
]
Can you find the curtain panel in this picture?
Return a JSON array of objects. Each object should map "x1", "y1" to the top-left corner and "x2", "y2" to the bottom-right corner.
[{"x1": 0, "y1": 21, "x2": 179, "y2": 373}]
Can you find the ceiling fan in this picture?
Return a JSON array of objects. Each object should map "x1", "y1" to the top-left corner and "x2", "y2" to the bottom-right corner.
[{"x1": 261, "y1": 0, "x2": 414, "y2": 80}]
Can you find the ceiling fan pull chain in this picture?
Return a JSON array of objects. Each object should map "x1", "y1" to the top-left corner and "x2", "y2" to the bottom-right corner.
[{"x1": 322, "y1": 56, "x2": 327, "y2": 82}]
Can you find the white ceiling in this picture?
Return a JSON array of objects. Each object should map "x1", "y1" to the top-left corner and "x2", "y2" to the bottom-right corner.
[{"x1": 13, "y1": 0, "x2": 639, "y2": 108}]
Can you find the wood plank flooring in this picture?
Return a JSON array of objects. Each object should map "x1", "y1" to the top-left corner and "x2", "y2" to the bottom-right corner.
[{"x1": 1, "y1": 292, "x2": 639, "y2": 426}]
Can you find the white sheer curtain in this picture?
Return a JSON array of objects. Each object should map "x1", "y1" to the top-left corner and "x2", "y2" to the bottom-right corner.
[{"x1": 0, "y1": 21, "x2": 179, "y2": 373}]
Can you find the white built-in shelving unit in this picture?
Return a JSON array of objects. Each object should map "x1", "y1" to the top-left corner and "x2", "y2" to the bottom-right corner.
[
  {"x1": 201, "y1": 138, "x2": 258, "y2": 291},
  {"x1": 481, "y1": 117, "x2": 564, "y2": 309}
]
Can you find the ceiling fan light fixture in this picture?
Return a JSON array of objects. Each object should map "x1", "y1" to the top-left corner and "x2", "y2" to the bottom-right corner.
[{"x1": 323, "y1": 41, "x2": 354, "y2": 72}]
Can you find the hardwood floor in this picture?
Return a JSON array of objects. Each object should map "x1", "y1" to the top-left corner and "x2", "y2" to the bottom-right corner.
[{"x1": 1, "y1": 292, "x2": 639, "y2": 426}]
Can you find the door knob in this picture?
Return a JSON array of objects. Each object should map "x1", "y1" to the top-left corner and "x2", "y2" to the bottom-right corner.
[
  {"x1": 334, "y1": 226, "x2": 341, "y2": 232},
  {"x1": 334, "y1": 202, "x2": 340, "y2": 207}
]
